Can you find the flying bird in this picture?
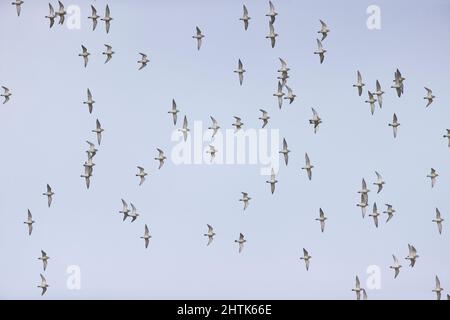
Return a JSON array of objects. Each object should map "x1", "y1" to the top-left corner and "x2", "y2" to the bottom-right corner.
[
  {"x1": 136, "y1": 166, "x2": 148, "y2": 186},
  {"x1": 79, "y1": 45, "x2": 90, "y2": 68},
  {"x1": 38, "y1": 274, "x2": 49, "y2": 296},
  {"x1": 318, "y1": 20, "x2": 330, "y2": 41},
  {"x1": 391, "y1": 69, "x2": 405, "y2": 97},
  {"x1": 204, "y1": 224, "x2": 216, "y2": 246},
  {"x1": 232, "y1": 116, "x2": 244, "y2": 132},
  {"x1": 239, "y1": 192, "x2": 251, "y2": 211},
  {"x1": 45, "y1": 3, "x2": 56, "y2": 28},
  {"x1": 83, "y1": 88, "x2": 95, "y2": 114},
  {"x1": 88, "y1": 5, "x2": 99, "y2": 30},
  {"x1": 38, "y1": 250, "x2": 50, "y2": 271},
  {"x1": 373, "y1": 171, "x2": 385, "y2": 193},
  {"x1": 369, "y1": 202, "x2": 380, "y2": 228},
  {"x1": 358, "y1": 178, "x2": 370, "y2": 196},
  {"x1": 384, "y1": 204, "x2": 396, "y2": 223},
  {"x1": 278, "y1": 58, "x2": 290, "y2": 73},
  {"x1": 119, "y1": 199, "x2": 130, "y2": 219},
  {"x1": 55, "y1": 1, "x2": 66, "y2": 25},
  {"x1": 258, "y1": 109, "x2": 270, "y2": 128},
  {"x1": 352, "y1": 276, "x2": 367, "y2": 300},
  {"x1": 86, "y1": 141, "x2": 98, "y2": 158},
  {"x1": 443, "y1": 129, "x2": 450, "y2": 147},
  {"x1": 234, "y1": 59, "x2": 246, "y2": 86},
  {"x1": 427, "y1": 168, "x2": 438, "y2": 188},
  {"x1": 265, "y1": 1, "x2": 278, "y2": 23},
  {"x1": 309, "y1": 108, "x2": 322, "y2": 133},
  {"x1": 140, "y1": 224, "x2": 152, "y2": 249},
  {"x1": 405, "y1": 244, "x2": 419, "y2": 267},
  {"x1": 11, "y1": 0, "x2": 24, "y2": 16},
  {"x1": 365, "y1": 91, "x2": 377, "y2": 115},
  {"x1": 314, "y1": 39, "x2": 326, "y2": 64},
  {"x1": 178, "y1": 116, "x2": 190, "y2": 141},
  {"x1": 315, "y1": 208, "x2": 327, "y2": 233},
  {"x1": 432, "y1": 208, "x2": 444, "y2": 234},
  {"x1": 192, "y1": 26, "x2": 204, "y2": 50},
  {"x1": 1, "y1": 86, "x2": 11, "y2": 104},
  {"x1": 100, "y1": 4, "x2": 113, "y2": 33},
  {"x1": 356, "y1": 194, "x2": 368, "y2": 218},
  {"x1": 279, "y1": 138, "x2": 290, "y2": 166},
  {"x1": 102, "y1": 44, "x2": 114, "y2": 64},
  {"x1": 389, "y1": 255, "x2": 402, "y2": 279},
  {"x1": 353, "y1": 71, "x2": 365, "y2": 96},
  {"x1": 138, "y1": 53, "x2": 149, "y2": 70},
  {"x1": 374, "y1": 80, "x2": 384, "y2": 108},
  {"x1": 277, "y1": 71, "x2": 289, "y2": 85},
  {"x1": 234, "y1": 233, "x2": 246, "y2": 253},
  {"x1": 92, "y1": 119, "x2": 104, "y2": 145},
  {"x1": 433, "y1": 276, "x2": 444, "y2": 300},
  {"x1": 168, "y1": 99, "x2": 180, "y2": 125},
  {"x1": 154, "y1": 149, "x2": 166, "y2": 169},
  {"x1": 302, "y1": 153, "x2": 314, "y2": 181},
  {"x1": 208, "y1": 116, "x2": 220, "y2": 138},
  {"x1": 266, "y1": 22, "x2": 278, "y2": 48},
  {"x1": 273, "y1": 81, "x2": 284, "y2": 109},
  {"x1": 43, "y1": 184, "x2": 54, "y2": 208},
  {"x1": 80, "y1": 165, "x2": 92, "y2": 189},
  {"x1": 128, "y1": 203, "x2": 140, "y2": 222},
  {"x1": 206, "y1": 145, "x2": 217, "y2": 162},
  {"x1": 239, "y1": 5, "x2": 250, "y2": 30},
  {"x1": 299, "y1": 248, "x2": 312, "y2": 271},
  {"x1": 388, "y1": 113, "x2": 400, "y2": 138},
  {"x1": 266, "y1": 168, "x2": 278, "y2": 194},
  {"x1": 284, "y1": 85, "x2": 296, "y2": 104},
  {"x1": 424, "y1": 87, "x2": 435, "y2": 108},
  {"x1": 24, "y1": 210, "x2": 35, "y2": 236}
]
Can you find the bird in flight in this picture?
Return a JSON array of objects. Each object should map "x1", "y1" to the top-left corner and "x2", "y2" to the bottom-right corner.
[
  {"x1": 178, "y1": 116, "x2": 190, "y2": 141},
  {"x1": 266, "y1": 168, "x2": 278, "y2": 194},
  {"x1": 309, "y1": 108, "x2": 322, "y2": 133},
  {"x1": 391, "y1": 69, "x2": 405, "y2": 97},
  {"x1": 24, "y1": 210, "x2": 35, "y2": 236},
  {"x1": 138, "y1": 53, "x2": 149, "y2": 70},
  {"x1": 432, "y1": 208, "x2": 444, "y2": 234},
  {"x1": 38, "y1": 274, "x2": 49, "y2": 296},
  {"x1": 235, "y1": 233, "x2": 246, "y2": 253},
  {"x1": 314, "y1": 39, "x2": 326, "y2": 64},
  {"x1": 83, "y1": 89, "x2": 95, "y2": 114},
  {"x1": 369, "y1": 202, "x2": 380, "y2": 228},
  {"x1": 423, "y1": 87, "x2": 435, "y2": 108},
  {"x1": 192, "y1": 26, "x2": 205, "y2": 50},
  {"x1": 265, "y1": 1, "x2": 278, "y2": 23},
  {"x1": 86, "y1": 141, "x2": 98, "y2": 159},
  {"x1": 43, "y1": 184, "x2": 54, "y2": 208},
  {"x1": 1, "y1": 86, "x2": 12, "y2": 104},
  {"x1": 384, "y1": 204, "x2": 396, "y2": 223},
  {"x1": 388, "y1": 113, "x2": 400, "y2": 138},
  {"x1": 432, "y1": 276, "x2": 444, "y2": 300},
  {"x1": 101, "y1": 5, "x2": 113, "y2": 33},
  {"x1": 239, "y1": 192, "x2": 251, "y2": 211},
  {"x1": 374, "y1": 80, "x2": 384, "y2": 108},
  {"x1": 279, "y1": 138, "x2": 290, "y2": 166},
  {"x1": 299, "y1": 248, "x2": 312, "y2": 271},
  {"x1": 119, "y1": 199, "x2": 130, "y2": 219},
  {"x1": 389, "y1": 255, "x2": 402, "y2": 279},
  {"x1": 353, "y1": 71, "x2": 365, "y2": 97},
  {"x1": 365, "y1": 91, "x2": 377, "y2": 115},
  {"x1": 352, "y1": 276, "x2": 367, "y2": 300},
  {"x1": 11, "y1": 0, "x2": 24, "y2": 16},
  {"x1": 239, "y1": 5, "x2": 251, "y2": 31},
  {"x1": 102, "y1": 44, "x2": 114, "y2": 64},
  {"x1": 302, "y1": 153, "x2": 314, "y2": 181},
  {"x1": 204, "y1": 224, "x2": 216, "y2": 246},
  {"x1": 405, "y1": 244, "x2": 419, "y2": 267},
  {"x1": 266, "y1": 22, "x2": 278, "y2": 48},
  {"x1": 79, "y1": 45, "x2": 90, "y2": 68},
  {"x1": 273, "y1": 81, "x2": 284, "y2": 109},
  {"x1": 315, "y1": 208, "x2": 327, "y2": 233},
  {"x1": 38, "y1": 250, "x2": 50, "y2": 271},
  {"x1": 141, "y1": 225, "x2": 152, "y2": 249},
  {"x1": 443, "y1": 129, "x2": 450, "y2": 147},
  {"x1": 234, "y1": 59, "x2": 246, "y2": 86},
  {"x1": 284, "y1": 85, "x2": 296, "y2": 104},
  {"x1": 154, "y1": 149, "x2": 166, "y2": 169},
  {"x1": 206, "y1": 145, "x2": 217, "y2": 163},
  {"x1": 317, "y1": 20, "x2": 330, "y2": 41},
  {"x1": 373, "y1": 171, "x2": 385, "y2": 193},
  {"x1": 427, "y1": 168, "x2": 438, "y2": 188},
  {"x1": 88, "y1": 5, "x2": 99, "y2": 31},
  {"x1": 55, "y1": 1, "x2": 66, "y2": 25},
  {"x1": 259, "y1": 109, "x2": 270, "y2": 128},
  {"x1": 232, "y1": 116, "x2": 244, "y2": 133},
  {"x1": 168, "y1": 99, "x2": 180, "y2": 125},
  {"x1": 356, "y1": 194, "x2": 368, "y2": 218},
  {"x1": 358, "y1": 178, "x2": 370, "y2": 196},
  {"x1": 208, "y1": 116, "x2": 220, "y2": 138},
  {"x1": 92, "y1": 119, "x2": 104, "y2": 145},
  {"x1": 136, "y1": 166, "x2": 148, "y2": 186},
  {"x1": 128, "y1": 203, "x2": 140, "y2": 222},
  {"x1": 45, "y1": 3, "x2": 56, "y2": 28}
]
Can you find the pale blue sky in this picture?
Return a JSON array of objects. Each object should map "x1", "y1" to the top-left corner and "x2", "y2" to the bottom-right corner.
[{"x1": 0, "y1": 0, "x2": 449, "y2": 299}]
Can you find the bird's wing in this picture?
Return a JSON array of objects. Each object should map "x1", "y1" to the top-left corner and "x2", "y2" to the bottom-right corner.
[
  {"x1": 357, "y1": 70, "x2": 362, "y2": 83},
  {"x1": 105, "y1": 4, "x2": 110, "y2": 17},
  {"x1": 316, "y1": 39, "x2": 323, "y2": 50},
  {"x1": 376, "y1": 80, "x2": 381, "y2": 91},
  {"x1": 58, "y1": 1, "x2": 64, "y2": 11},
  {"x1": 239, "y1": 233, "x2": 244, "y2": 240},
  {"x1": 207, "y1": 224, "x2": 213, "y2": 233},
  {"x1": 305, "y1": 153, "x2": 310, "y2": 166},
  {"x1": 144, "y1": 224, "x2": 149, "y2": 235},
  {"x1": 243, "y1": 4, "x2": 248, "y2": 16},
  {"x1": 183, "y1": 116, "x2": 188, "y2": 129}
]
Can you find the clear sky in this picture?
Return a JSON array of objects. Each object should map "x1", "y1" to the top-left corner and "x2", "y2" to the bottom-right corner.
[{"x1": 0, "y1": 0, "x2": 449, "y2": 299}]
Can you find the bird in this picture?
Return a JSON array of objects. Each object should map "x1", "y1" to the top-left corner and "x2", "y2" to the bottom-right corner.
[
  {"x1": 373, "y1": 171, "x2": 385, "y2": 193},
  {"x1": 45, "y1": 3, "x2": 56, "y2": 28},
  {"x1": 315, "y1": 208, "x2": 327, "y2": 233},
  {"x1": 136, "y1": 167, "x2": 147, "y2": 186},
  {"x1": 178, "y1": 116, "x2": 190, "y2": 141},
  {"x1": 55, "y1": 1, "x2": 66, "y2": 25},
  {"x1": 86, "y1": 141, "x2": 98, "y2": 159},
  {"x1": 79, "y1": 45, "x2": 90, "y2": 68},
  {"x1": 83, "y1": 156, "x2": 95, "y2": 173},
  {"x1": 443, "y1": 129, "x2": 450, "y2": 147},
  {"x1": 314, "y1": 39, "x2": 326, "y2": 64},
  {"x1": 309, "y1": 108, "x2": 322, "y2": 133},
  {"x1": 100, "y1": 4, "x2": 113, "y2": 33},
  {"x1": 388, "y1": 113, "x2": 400, "y2": 138},
  {"x1": 318, "y1": 20, "x2": 330, "y2": 41},
  {"x1": 83, "y1": 88, "x2": 95, "y2": 114},
  {"x1": 356, "y1": 194, "x2": 368, "y2": 218},
  {"x1": 232, "y1": 116, "x2": 244, "y2": 132},
  {"x1": 11, "y1": 0, "x2": 24, "y2": 16},
  {"x1": 206, "y1": 145, "x2": 217, "y2": 162},
  {"x1": 277, "y1": 71, "x2": 289, "y2": 85},
  {"x1": 92, "y1": 119, "x2": 104, "y2": 145},
  {"x1": 43, "y1": 184, "x2": 54, "y2": 208},
  {"x1": 265, "y1": 1, "x2": 278, "y2": 23},
  {"x1": 369, "y1": 202, "x2": 380, "y2": 228},
  {"x1": 208, "y1": 116, "x2": 220, "y2": 138},
  {"x1": 266, "y1": 168, "x2": 278, "y2": 194},
  {"x1": 302, "y1": 153, "x2": 314, "y2": 181},
  {"x1": 204, "y1": 224, "x2": 216, "y2": 246},
  {"x1": 299, "y1": 248, "x2": 312, "y2": 271},
  {"x1": 235, "y1": 233, "x2": 246, "y2": 253},
  {"x1": 384, "y1": 204, "x2": 396, "y2": 223},
  {"x1": 279, "y1": 138, "x2": 290, "y2": 166},
  {"x1": 88, "y1": 5, "x2": 99, "y2": 31},
  {"x1": 358, "y1": 178, "x2": 370, "y2": 196},
  {"x1": 352, "y1": 276, "x2": 367, "y2": 300},
  {"x1": 137, "y1": 53, "x2": 149, "y2": 70},
  {"x1": 128, "y1": 203, "x2": 140, "y2": 222},
  {"x1": 119, "y1": 199, "x2": 130, "y2": 219},
  {"x1": 266, "y1": 22, "x2": 278, "y2": 48},
  {"x1": 258, "y1": 109, "x2": 270, "y2": 128},
  {"x1": 24, "y1": 210, "x2": 35, "y2": 236},
  {"x1": 391, "y1": 69, "x2": 405, "y2": 97},
  {"x1": 273, "y1": 81, "x2": 284, "y2": 109},
  {"x1": 424, "y1": 87, "x2": 435, "y2": 108},
  {"x1": 365, "y1": 91, "x2": 377, "y2": 115},
  {"x1": 102, "y1": 44, "x2": 114, "y2": 64},
  {"x1": 389, "y1": 255, "x2": 402, "y2": 279},
  {"x1": 353, "y1": 71, "x2": 365, "y2": 97},
  {"x1": 38, "y1": 274, "x2": 49, "y2": 296},
  {"x1": 1, "y1": 86, "x2": 12, "y2": 104},
  {"x1": 433, "y1": 276, "x2": 444, "y2": 300},
  {"x1": 432, "y1": 208, "x2": 444, "y2": 234},
  {"x1": 278, "y1": 58, "x2": 290, "y2": 73},
  {"x1": 192, "y1": 26, "x2": 204, "y2": 50},
  {"x1": 374, "y1": 80, "x2": 384, "y2": 108},
  {"x1": 284, "y1": 85, "x2": 296, "y2": 104},
  {"x1": 168, "y1": 99, "x2": 180, "y2": 125},
  {"x1": 154, "y1": 149, "x2": 166, "y2": 169},
  {"x1": 141, "y1": 224, "x2": 151, "y2": 249},
  {"x1": 427, "y1": 168, "x2": 439, "y2": 188},
  {"x1": 239, "y1": 5, "x2": 250, "y2": 30},
  {"x1": 405, "y1": 244, "x2": 419, "y2": 267},
  {"x1": 234, "y1": 59, "x2": 246, "y2": 86},
  {"x1": 80, "y1": 166, "x2": 92, "y2": 189},
  {"x1": 239, "y1": 192, "x2": 251, "y2": 211},
  {"x1": 38, "y1": 250, "x2": 50, "y2": 271}
]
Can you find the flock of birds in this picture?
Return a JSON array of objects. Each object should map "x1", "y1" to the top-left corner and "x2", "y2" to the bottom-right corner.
[{"x1": 5, "y1": 1, "x2": 449, "y2": 300}]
